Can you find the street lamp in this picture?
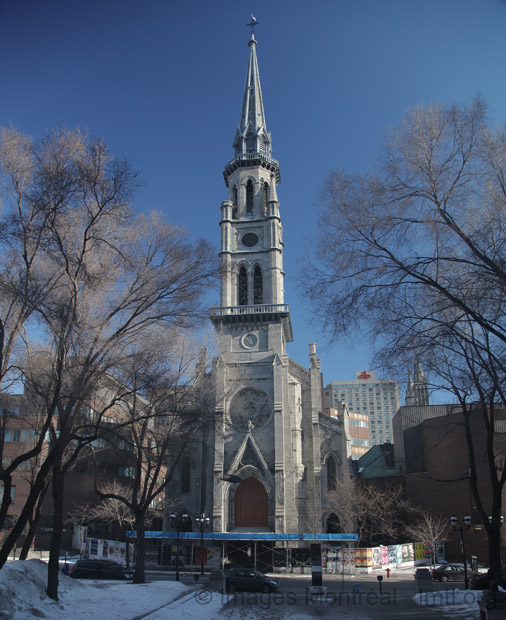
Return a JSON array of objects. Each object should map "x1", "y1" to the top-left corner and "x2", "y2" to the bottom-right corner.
[
  {"x1": 169, "y1": 512, "x2": 189, "y2": 581},
  {"x1": 450, "y1": 514, "x2": 471, "y2": 590},
  {"x1": 195, "y1": 513, "x2": 210, "y2": 575}
]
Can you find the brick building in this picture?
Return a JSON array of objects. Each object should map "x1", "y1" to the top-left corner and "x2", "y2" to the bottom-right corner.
[
  {"x1": 393, "y1": 404, "x2": 506, "y2": 564},
  {"x1": 1, "y1": 384, "x2": 164, "y2": 552}
]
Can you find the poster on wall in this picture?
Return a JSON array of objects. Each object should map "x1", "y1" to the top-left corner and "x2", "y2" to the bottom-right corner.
[
  {"x1": 354, "y1": 548, "x2": 373, "y2": 567},
  {"x1": 380, "y1": 546, "x2": 389, "y2": 565},
  {"x1": 107, "y1": 541, "x2": 127, "y2": 564},
  {"x1": 85, "y1": 538, "x2": 129, "y2": 566},
  {"x1": 402, "y1": 544, "x2": 414, "y2": 563},
  {"x1": 372, "y1": 547, "x2": 381, "y2": 568},
  {"x1": 414, "y1": 542, "x2": 427, "y2": 562},
  {"x1": 388, "y1": 544, "x2": 403, "y2": 565},
  {"x1": 89, "y1": 538, "x2": 98, "y2": 556}
]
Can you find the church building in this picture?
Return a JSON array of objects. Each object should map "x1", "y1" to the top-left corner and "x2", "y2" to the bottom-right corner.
[{"x1": 165, "y1": 29, "x2": 351, "y2": 554}]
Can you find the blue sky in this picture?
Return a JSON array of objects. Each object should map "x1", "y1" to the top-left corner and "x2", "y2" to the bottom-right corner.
[{"x1": 2, "y1": 0, "x2": 506, "y2": 396}]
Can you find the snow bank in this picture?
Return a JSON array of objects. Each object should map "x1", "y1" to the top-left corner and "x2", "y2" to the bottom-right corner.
[
  {"x1": 413, "y1": 588, "x2": 487, "y2": 620},
  {"x1": 0, "y1": 559, "x2": 225, "y2": 620}
]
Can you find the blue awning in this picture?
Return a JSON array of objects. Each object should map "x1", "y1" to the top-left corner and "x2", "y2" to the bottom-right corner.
[{"x1": 126, "y1": 531, "x2": 358, "y2": 541}]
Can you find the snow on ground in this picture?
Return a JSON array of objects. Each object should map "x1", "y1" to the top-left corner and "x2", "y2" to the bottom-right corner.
[
  {"x1": 414, "y1": 589, "x2": 482, "y2": 620},
  {"x1": 0, "y1": 559, "x2": 495, "y2": 620},
  {"x1": 0, "y1": 559, "x2": 226, "y2": 620}
]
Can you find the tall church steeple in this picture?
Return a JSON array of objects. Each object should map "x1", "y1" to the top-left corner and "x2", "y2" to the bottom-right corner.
[
  {"x1": 214, "y1": 30, "x2": 291, "y2": 344},
  {"x1": 232, "y1": 33, "x2": 273, "y2": 161}
]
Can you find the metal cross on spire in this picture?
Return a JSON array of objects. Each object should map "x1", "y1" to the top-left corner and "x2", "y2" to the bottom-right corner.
[{"x1": 246, "y1": 14, "x2": 259, "y2": 36}]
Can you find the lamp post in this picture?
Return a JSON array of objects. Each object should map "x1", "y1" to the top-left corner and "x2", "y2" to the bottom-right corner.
[
  {"x1": 450, "y1": 514, "x2": 471, "y2": 590},
  {"x1": 487, "y1": 514, "x2": 504, "y2": 590},
  {"x1": 195, "y1": 513, "x2": 210, "y2": 575},
  {"x1": 169, "y1": 512, "x2": 189, "y2": 581}
]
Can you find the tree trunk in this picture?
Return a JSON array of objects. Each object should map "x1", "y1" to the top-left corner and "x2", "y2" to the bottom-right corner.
[
  {"x1": 46, "y1": 456, "x2": 65, "y2": 601},
  {"x1": 125, "y1": 532, "x2": 131, "y2": 570},
  {"x1": 19, "y1": 521, "x2": 37, "y2": 561},
  {"x1": 0, "y1": 476, "x2": 13, "y2": 532},
  {"x1": 133, "y1": 511, "x2": 146, "y2": 584},
  {"x1": 19, "y1": 483, "x2": 48, "y2": 561},
  {"x1": 487, "y1": 522, "x2": 503, "y2": 592},
  {"x1": 0, "y1": 452, "x2": 54, "y2": 567}
]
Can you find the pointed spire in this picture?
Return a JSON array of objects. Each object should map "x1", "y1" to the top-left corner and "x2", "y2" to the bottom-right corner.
[
  {"x1": 268, "y1": 174, "x2": 278, "y2": 202},
  {"x1": 233, "y1": 33, "x2": 272, "y2": 159},
  {"x1": 223, "y1": 24, "x2": 280, "y2": 187},
  {"x1": 406, "y1": 370, "x2": 415, "y2": 406},
  {"x1": 406, "y1": 358, "x2": 430, "y2": 406},
  {"x1": 414, "y1": 357, "x2": 425, "y2": 383}
]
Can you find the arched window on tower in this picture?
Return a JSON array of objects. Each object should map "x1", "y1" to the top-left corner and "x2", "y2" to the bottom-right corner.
[
  {"x1": 232, "y1": 185, "x2": 238, "y2": 218},
  {"x1": 246, "y1": 180, "x2": 254, "y2": 214},
  {"x1": 238, "y1": 266, "x2": 248, "y2": 306},
  {"x1": 253, "y1": 265, "x2": 263, "y2": 305},
  {"x1": 327, "y1": 455, "x2": 337, "y2": 491},
  {"x1": 262, "y1": 182, "x2": 269, "y2": 216}
]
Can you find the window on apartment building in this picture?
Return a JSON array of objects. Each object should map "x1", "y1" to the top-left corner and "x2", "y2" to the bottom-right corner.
[
  {"x1": 0, "y1": 485, "x2": 15, "y2": 504},
  {"x1": 92, "y1": 438, "x2": 108, "y2": 448},
  {"x1": 1, "y1": 406, "x2": 20, "y2": 417},
  {"x1": 4, "y1": 429, "x2": 20, "y2": 442},
  {"x1": 18, "y1": 458, "x2": 36, "y2": 472},
  {"x1": 117, "y1": 465, "x2": 136, "y2": 478},
  {"x1": 21, "y1": 429, "x2": 36, "y2": 442},
  {"x1": 351, "y1": 438, "x2": 370, "y2": 447}
]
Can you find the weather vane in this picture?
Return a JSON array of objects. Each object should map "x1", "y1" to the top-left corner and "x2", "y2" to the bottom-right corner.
[{"x1": 246, "y1": 14, "x2": 259, "y2": 35}]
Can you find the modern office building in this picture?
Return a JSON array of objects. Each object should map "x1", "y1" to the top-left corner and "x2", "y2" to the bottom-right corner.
[{"x1": 324, "y1": 371, "x2": 400, "y2": 446}]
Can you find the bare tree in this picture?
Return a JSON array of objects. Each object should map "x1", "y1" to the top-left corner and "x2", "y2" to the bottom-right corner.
[
  {"x1": 0, "y1": 127, "x2": 217, "y2": 600},
  {"x1": 306, "y1": 97, "x2": 506, "y2": 583},
  {"x1": 94, "y1": 330, "x2": 213, "y2": 583},
  {"x1": 326, "y1": 478, "x2": 410, "y2": 547},
  {"x1": 405, "y1": 509, "x2": 450, "y2": 570},
  {"x1": 89, "y1": 481, "x2": 137, "y2": 533}
]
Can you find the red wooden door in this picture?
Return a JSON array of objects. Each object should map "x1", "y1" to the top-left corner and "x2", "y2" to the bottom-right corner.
[{"x1": 234, "y1": 477, "x2": 268, "y2": 528}]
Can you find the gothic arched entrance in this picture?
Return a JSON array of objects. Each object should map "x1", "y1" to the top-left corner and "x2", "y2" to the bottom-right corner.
[{"x1": 234, "y1": 477, "x2": 268, "y2": 528}]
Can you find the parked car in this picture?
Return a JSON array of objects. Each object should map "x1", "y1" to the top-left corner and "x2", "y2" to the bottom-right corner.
[
  {"x1": 470, "y1": 567, "x2": 506, "y2": 590},
  {"x1": 432, "y1": 564, "x2": 468, "y2": 582},
  {"x1": 226, "y1": 568, "x2": 279, "y2": 593},
  {"x1": 70, "y1": 559, "x2": 133, "y2": 580}
]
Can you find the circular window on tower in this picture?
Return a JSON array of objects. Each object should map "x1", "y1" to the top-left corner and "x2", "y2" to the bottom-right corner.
[{"x1": 242, "y1": 232, "x2": 259, "y2": 248}]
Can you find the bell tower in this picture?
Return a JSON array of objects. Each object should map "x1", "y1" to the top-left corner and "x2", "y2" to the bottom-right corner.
[
  {"x1": 165, "y1": 20, "x2": 351, "y2": 550},
  {"x1": 210, "y1": 29, "x2": 297, "y2": 535},
  {"x1": 217, "y1": 32, "x2": 289, "y2": 322}
]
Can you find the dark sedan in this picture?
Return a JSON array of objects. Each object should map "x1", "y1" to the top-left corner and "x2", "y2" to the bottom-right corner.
[
  {"x1": 70, "y1": 559, "x2": 133, "y2": 580},
  {"x1": 470, "y1": 567, "x2": 506, "y2": 590},
  {"x1": 226, "y1": 568, "x2": 279, "y2": 593},
  {"x1": 432, "y1": 564, "x2": 467, "y2": 582}
]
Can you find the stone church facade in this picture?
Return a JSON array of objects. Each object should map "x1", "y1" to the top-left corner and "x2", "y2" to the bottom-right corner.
[{"x1": 166, "y1": 32, "x2": 350, "y2": 540}]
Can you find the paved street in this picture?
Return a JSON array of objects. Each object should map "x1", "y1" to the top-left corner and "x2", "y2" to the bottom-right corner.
[
  {"x1": 146, "y1": 569, "x2": 478, "y2": 619},
  {"x1": 220, "y1": 574, "x2": 450, "y2": 619}
]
